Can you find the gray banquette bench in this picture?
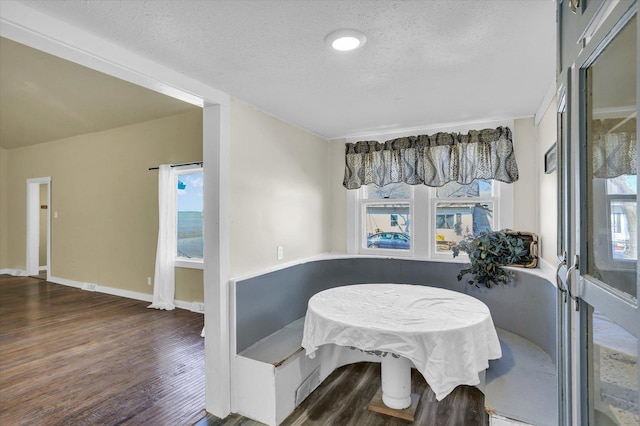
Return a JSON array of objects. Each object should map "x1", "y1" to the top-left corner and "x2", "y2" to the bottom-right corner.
[{"x1": 231, "y1": 257, "x2": 558, "y2": 426}]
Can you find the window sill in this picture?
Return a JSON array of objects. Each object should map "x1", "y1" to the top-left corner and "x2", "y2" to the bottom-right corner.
[{"x1": 175, "y1": 259, "x2": 204, "y2": 270}]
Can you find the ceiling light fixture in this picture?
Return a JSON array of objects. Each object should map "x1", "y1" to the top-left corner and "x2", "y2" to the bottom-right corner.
[{"x1": 325, "y1": 29, "x2": 367, "y2": 51}]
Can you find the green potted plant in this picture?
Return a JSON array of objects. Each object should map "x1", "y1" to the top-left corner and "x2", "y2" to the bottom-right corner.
[{"x1": 452, "y1": 230, "x2": 537, "y2": 288}]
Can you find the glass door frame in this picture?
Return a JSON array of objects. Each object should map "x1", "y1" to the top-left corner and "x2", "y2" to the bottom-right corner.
[
  {"x1": 570, "y1": 1, "x2": 639, "y2": 424},
  {"x1": 556, "y1": 67, "x2": 573, "y2": 426}
]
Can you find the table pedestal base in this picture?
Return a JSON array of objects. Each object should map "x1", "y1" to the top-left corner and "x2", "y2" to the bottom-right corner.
[
  {"x1": 381, "y1": 354, "x2": 412, "y2": 409},
  {"x1": 367, "y1": 355, "x2": 421, "y2": 421},
  {"x1": 368, "y1": 388, "x2": 421, "y2": 422}
]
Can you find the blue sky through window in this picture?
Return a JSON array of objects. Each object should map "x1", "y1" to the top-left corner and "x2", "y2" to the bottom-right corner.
[{"x1": 177, "y1": 172, "x2": 203, "y2": 212}]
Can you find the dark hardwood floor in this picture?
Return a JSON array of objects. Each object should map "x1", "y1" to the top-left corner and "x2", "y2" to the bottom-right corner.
[
  {"x1": 0, "y1": 275, "x2": 206, "y2": 426},
  {"x1": 1, "y1": 275, "x2": 488, "y2": 426},
  {"x1": 200, "y1": 357, "x2": 488, "y2": 426}
]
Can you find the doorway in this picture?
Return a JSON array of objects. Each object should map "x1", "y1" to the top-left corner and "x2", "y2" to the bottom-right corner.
[{"x1": 26, "y1": 177, "x2": 50, "y2": 279}]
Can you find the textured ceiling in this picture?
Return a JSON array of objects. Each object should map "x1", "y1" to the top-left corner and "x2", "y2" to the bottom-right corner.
[{"x1": 8, "y1": 0, "x2": 556, "y2": 141}]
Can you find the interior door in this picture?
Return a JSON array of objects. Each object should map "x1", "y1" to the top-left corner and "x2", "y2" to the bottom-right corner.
[{"x1": 572, "y1": 5, "x2": 639, "y2": 425}]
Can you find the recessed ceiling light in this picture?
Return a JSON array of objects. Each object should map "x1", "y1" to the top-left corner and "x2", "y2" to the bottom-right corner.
[{"x1": 325, "y1": 29, "x2": 367, "y2": 51}]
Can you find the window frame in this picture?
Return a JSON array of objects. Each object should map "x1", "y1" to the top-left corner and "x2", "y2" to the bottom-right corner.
[
  {"x1": 347, "y1": 180, "x2": 513, "y2": 261},
  {"x1": 605, "y1": 192, "x2": 637, "y2": 267},
  {"x1": 359, "y1": 189, "x2": 415, "y2": 257},
  {"x1": 174, "y1": 165, "x2": 204, "y2": 270},
  {"x1": 429, "y1": 182, "x2": 500, "y2": 261},
  {"x1": 344, "y1": 120, "x2": 515, "y2": 260}
]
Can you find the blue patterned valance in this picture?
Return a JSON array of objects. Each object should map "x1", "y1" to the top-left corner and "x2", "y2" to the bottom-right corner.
[{"x1": 343, "y1": 126, "x2": 519, "y2": 189}]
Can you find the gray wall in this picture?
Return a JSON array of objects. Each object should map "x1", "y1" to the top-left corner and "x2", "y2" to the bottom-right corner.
[{"x1": 235, "y1": 258, "x2": 557, "y2": 362}]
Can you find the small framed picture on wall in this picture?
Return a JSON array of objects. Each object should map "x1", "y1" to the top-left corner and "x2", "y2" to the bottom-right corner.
[{"x1": 544, "y1": 142, "x2": 557, "y2": 174}]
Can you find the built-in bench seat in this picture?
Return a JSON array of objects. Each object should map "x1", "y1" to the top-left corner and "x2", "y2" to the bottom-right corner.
[
  {"x1": 231, "y1": 256, "x2": 558, "y2": 426},
  {"x1": 238, "y1": 317, "x2": 305, "y2": 367}
]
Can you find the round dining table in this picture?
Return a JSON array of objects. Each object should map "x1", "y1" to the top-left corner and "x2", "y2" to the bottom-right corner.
[{"x1": 301, "y1": 283, "x2": 502, "y2": 410}]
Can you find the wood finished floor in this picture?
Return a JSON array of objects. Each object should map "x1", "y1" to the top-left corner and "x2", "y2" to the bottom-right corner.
[
  {"x1": 0, "y1": 275, "x2": 206, "y2": 426},
  {"x1": 200, "y1": 361, "x2": 488, "y2": 426},
  {"x1": 1, "y1": 275, "x2": 488, "y2": 426}
]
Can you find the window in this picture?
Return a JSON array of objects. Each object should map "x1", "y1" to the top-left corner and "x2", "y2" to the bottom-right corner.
[
  {"x1": 606, "y1": 175, "x2": 637, "y2": 262},
  {"x1": 349, "y1": 178, "x2": 512, "y2": 259},
  {"x1": 433, "y1": 180, "x2": 495, "y2": 254},
  {"x1": 175, "y1": 167, "x2": 203, "y2": 268},
  {"x1": 345, "y1": 122, "x2": 515, "y2": 259},
  {"x1": 361, "y1": 183, "x2": 412, "y2": 253}
]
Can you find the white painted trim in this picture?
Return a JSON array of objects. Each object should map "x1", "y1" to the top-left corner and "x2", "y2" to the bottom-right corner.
[
  {"x1": 175, "y1": 259, "x2": 204, "y2": 270},
  {"x1": 203, "y1": 104, "x2": 232, "y2": 416},
  {"x1": 229, "y1": 279, "x2": 239, "y2": 412},
  {"x1": 1, "y1": 3, "x2": 231, "y2": 417},
  {"x1": 48, "y1": 275, "x2": 82, "y2": 289},
  {"x1": 0, "y1": 269, "x2": 27, "y2": 276},
  {"x1": 534, "y1": 80, "x2": 557, "y2": 127},
  {"x1": 26, "y1": 177, "x2": 51, "y2": 276},
  {"x1": 46, "y1": 275, "x2": 202, "y2": 312},
  {"x1": 0, "y1": 1, "x2": 229, "y2": 107},
  {"x1": 46, "y1": 181, "x2": 51, "y2": 278},
  {"x1": 229, "y1": 252, "x2": 555, "y2": 284}
]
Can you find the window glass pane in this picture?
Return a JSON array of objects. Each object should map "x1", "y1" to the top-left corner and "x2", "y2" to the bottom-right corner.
[
  {"x1": 610, "y1": 200, "x2": 637, "y2": 261},
  {"x1": 607, "y1": 175, "x2": 637, "y2": 195},
  {"x1": 435, "y1": 202, "x2": 493, "y2": 252},
  {"x1": 587, "y1": 15, "x2": 636, "y2": 298},
  {"x1": 589, "y1": 309, "x2": 638, "y2": 425},
  {"x1": 436, "y1": 179, "x2": 492, "y2": 198},
  {"x1": 365, "y1": 182, "x2": 411, "y2": 199},
  {"x1": 177, "y1": 172, "x2": 203, "y2": 259},
  {"x1": 365, "y1": 203, "x2": 410, "y2": 250}
]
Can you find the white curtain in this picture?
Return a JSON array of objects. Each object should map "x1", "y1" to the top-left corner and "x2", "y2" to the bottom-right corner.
[{"x1": 148, "y1": 164, "x2": 176, "y2": 310}]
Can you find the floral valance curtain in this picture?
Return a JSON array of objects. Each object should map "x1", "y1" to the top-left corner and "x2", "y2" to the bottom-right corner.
[
  {"x1": 592, "y1": 119, "x2": 637, "y2": 178},
  {"x1": 343, "y1": 126, "x2": 519, "y2": 189}
]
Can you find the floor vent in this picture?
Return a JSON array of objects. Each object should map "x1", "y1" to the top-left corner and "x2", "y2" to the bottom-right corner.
[
  {"x1": 81, "y1": 282, "x2": 98, "y2": 291},
  {"x1": 295, "y1": 367, "x2": 320, "y2": 406}
]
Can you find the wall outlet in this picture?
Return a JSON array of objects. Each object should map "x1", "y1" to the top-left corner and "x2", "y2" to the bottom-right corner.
[
  {"x1": 277, "y1": 245, "x2": 284, "y2": 260},
  {"x1": 81, "y1": 282, "x2": 97, "y2": 291},
  {"x1": 190, "y1": 302, "x2": 205, "y2": 313},
  {"x1": 147, "y1": 276, "x2": 152, "y2": 286}
]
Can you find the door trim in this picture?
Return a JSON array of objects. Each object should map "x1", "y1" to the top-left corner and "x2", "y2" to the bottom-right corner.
[{"x1": 26, "y1": 177, "x2": 51, "y2": 277}]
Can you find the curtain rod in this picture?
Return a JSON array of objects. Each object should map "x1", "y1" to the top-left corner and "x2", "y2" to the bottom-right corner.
[{"x1": 148, "y1": 161, "x2": 203, "y2": 171}]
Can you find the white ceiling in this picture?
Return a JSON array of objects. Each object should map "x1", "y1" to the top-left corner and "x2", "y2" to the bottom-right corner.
[{"x1": 5, "y1": 0, "x2": 556, "y2": 144}]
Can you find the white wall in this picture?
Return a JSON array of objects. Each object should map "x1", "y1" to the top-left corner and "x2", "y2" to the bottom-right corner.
[
  {"x1": 536, "y1": 97, "x2": 558, "y2": 265},
  {"x1": 329, "y1": 139, "x2": 347, "y2": 253},
  {"x1": 229, "y1": 99, "x2": 331, "y2": 277},
  {"x1": 513, "y1": 118, "x2": 539, "y2": 233}
]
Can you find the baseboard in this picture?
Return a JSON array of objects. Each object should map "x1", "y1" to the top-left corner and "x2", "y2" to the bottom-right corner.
[
  {"x1": 48, "y1": 275, "x2": 82, "y2": 288},
  {"x1": 47, "y1": 275, "x2": 201, "y2": 313},
  {"x1": 0, "y1": 268, "x2": 27, "y2": 276}
]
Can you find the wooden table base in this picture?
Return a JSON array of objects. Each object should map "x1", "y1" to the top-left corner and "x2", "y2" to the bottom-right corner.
[{"x1": 368, "y1": 388, "x2": 421, "y2": 422}]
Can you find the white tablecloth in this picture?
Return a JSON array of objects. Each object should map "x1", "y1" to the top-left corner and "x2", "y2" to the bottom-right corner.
[{"x1": 301, "y1": 283, "x2": 502, "y2": 400}]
